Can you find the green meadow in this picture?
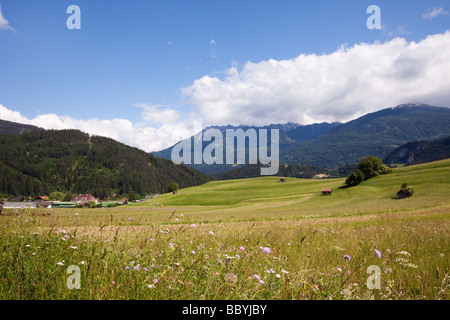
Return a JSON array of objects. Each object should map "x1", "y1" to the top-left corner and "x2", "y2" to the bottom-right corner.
[{"x1": 0, "y1": 159, "x2": 449, "y2": 300}]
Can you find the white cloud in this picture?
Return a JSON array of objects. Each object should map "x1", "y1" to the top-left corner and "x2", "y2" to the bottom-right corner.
[
  {"x1": 422, "y1": 7, "x2": 448, "y2": 20},
  {"x1": 182, "y1": 31, "x2": 450, "y2": 126},
  {"x1": 0, "y1": 104, "x2": 202, "y2": 152},
  {"x1": 0, "y1": 4, "x2": 16, "y2": 32},
  {"x1": 135, "y1": 103, "x2": 182, "y2": 125}
]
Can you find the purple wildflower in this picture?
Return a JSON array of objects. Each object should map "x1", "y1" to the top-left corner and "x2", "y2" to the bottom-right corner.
[
  {"x1": 262, "y1": 247, "x2": 271, "y2": 253},
  {"x1": 374, "y1": 249, "x2": 382, "y2": 259},
  {"x1": 343, "y1": 255, "x2": 351, "y2": 261},
  {"x1": 253, "y1": 274, "x2": 261, "y2": 281}
]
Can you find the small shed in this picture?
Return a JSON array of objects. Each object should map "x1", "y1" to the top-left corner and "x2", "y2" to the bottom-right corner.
[
  {"x1": 321, "y1": 188, "x2": 333, "y2": 195},
  {"x1": 397, "y1": 189, "x2": 408, "y2": 199}
]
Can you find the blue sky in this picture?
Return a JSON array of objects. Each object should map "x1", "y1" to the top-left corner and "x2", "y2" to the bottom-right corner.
[{"x1": 1, "y1": 0, "x2": 449, "y2": 151}]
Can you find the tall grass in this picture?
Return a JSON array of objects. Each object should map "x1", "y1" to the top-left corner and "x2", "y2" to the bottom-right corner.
[{"x1": 0, "y1": 159, "x2": 449, "y2": 300}]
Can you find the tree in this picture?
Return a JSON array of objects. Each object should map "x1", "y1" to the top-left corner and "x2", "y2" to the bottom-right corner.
[
  {"x1": 357, "y1": 156, "x2": 391, "y2": 180},
  {"x1": 167, "y1": 182, "x2": 179, "y2": 193},
  {"x1": 345, "y1": 169, "x2": 365, "y2": 187},
  {"x1": 49, "y1": 191, "x2": 65, "y2": 201}
]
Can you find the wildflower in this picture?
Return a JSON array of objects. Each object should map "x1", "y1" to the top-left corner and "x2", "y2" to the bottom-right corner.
[
  {"x1": 69, "y1": 246, "x2": 78, "y2": 250},
  {"x1": 169, "y1": 243, "x2": 175, "y2": 249},
  {"x1": 56, "y1": 261, "x2": 65, "y2": 266},
  {"x1": 262, "y1": 247, "x2": 271, "y2": 254},
  {"x1": 143, "y1": 268, "x2": 149, "y2": 272},
  {"x1": 209, "y1": 231, "x2": 215, "y2": 236},
  {"x1": 175, "y1": 218, "x2": 179, "y2": 222},
  {"x1": 133, "y1": 265, "x2": 140, "y2": 270},
  {"x1": 374, "y1": 249, "x2": 382, "y2": 259},
  {"x1": 276, "y1": 274, "x2": 281, "y2": 278},
  {"x1": 80, "y1": 261, "x2": 85, "y2": 265},
  {"x1": 253, "y1": 274, "x2": 261, "y2": 281},
  {"x1": 190, "y1": 224, "x2": 196, "y2": 228},
  {"x1": 191, "y1": 251, "x2": 196, "y2": 254},
  {"x1": 153, "y1": 279, "x2": 159, "y2": 284},
  {"x1": 148, "y1": 284, "x2": 155, "y2": 289},
  {"x1": 180, "y1": 214, "x2": 184, "y2": 217},
  {"x1": 112, "y1": 281, "x2": 116, "y2": 285},
  {"x1": 239, "y1": 246, "x2": 245, "y2": 251},
  {"x1": 130, "y1": 261, "x2": 135, "y2": 265},
  {"x1": 343, "y1": 255, "x2": 351, "y2": 261},
  {"x1": 126, "y1": 217, "x2": 132, "y2": 221},
  {"x1": 259, "y1": 280, "x2": 265, "y2": 285},
  {"x1": 125, "y1": 266, "x2": 130, "y2": 270},
  {"x1": 281, "y1": 269, "x2": 289, "y2": 274},
  {"x1": 25, "y1": 244, "x2": 31, "y2": 247}
]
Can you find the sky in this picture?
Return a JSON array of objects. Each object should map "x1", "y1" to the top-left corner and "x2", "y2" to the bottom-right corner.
[{"x1": 0, "y1": 0, "x2": 449, "y2": 152}]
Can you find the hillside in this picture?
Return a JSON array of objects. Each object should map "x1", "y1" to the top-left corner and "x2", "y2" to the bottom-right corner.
[
  {"x1": 383, "y1": 135, "x2": 450, "y2": 165},
  {"x1": 0, "y1": 119, "x2": 43, "y2": 135},
  {"x1": 280, "y1": 103, "x2": 450, "y2": 169},
  {"x1": 0, "y1": 129, "x2": 211, "y2": 199},
  {"x1": 213, "y1": 163, "x2": 331, "y2": 180},
  {"x1": 140, "y1": 158, "x2": 450, "y2": 218}
]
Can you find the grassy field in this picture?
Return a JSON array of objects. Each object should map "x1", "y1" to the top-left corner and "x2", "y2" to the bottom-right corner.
[{"x1": 0, "y1": 159, "x2": 449, "y2": 300}]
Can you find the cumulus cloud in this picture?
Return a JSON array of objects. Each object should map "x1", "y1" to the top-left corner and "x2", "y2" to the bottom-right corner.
[
  {"x1": 0, "y1": 104, "x2": 202, "y2": 152},
  {"x1": 0, "y1": 4, "x2": 16, "y2": 32},
  {"x1": 181, "y1": 31, "x2": 450, "y2": 126},
  {"x1": 422, "y1": 7, "x2": 448, "y2": 20}
]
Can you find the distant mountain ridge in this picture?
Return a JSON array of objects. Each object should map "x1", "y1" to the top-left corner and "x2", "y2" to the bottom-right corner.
[
  {"x1": 383, "y1": 135, "x2": 450, "y2": 165},
  {"x1": 153, "y1": 122, "x2": 341, "y2": 174},
  {"x1": 280, "y1": 103, "x2": 450, "y2": 168},
  {"x1": 0, "y1": 119, "x2": 43, "y2": 135},
  {"x1": 153, "y1": 103, "x2": 450, "y2": 172}
]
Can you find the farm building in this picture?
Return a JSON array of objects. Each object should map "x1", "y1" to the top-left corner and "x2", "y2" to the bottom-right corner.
[
  {"x1": 2, "y1": 202, "x2": 36, "y2": 209},
  {"x1": 321, "y1": 188, "x2": 333, "y2": 195},
  {"x1": 71, "y1": 194, "x2": 98, "y2": 202},
  {"x1": 33, "y1": 196, "x2": 49, "y2": 202},
  {"x1": 35, "y1": 201, "x2": 52, "y2": 208},
  {"x1": 51, "y1": 202, "x2": 77, "y2": 208}
]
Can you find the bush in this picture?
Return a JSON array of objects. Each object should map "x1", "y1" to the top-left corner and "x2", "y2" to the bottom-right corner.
[
  {"x1": 398, "y1": 183, "x2": 414, "y2": 198},
  {"x1": 167, "y1": 182, "x2": 180, "y2": 193},
  {"x1": 345, "y1": 169, "x2": 365, "y2": 187}
]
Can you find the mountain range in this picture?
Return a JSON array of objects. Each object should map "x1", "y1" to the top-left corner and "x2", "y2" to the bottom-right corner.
[{"x1": 153, "y1": 103, "x2": 450, "y2": 173}]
